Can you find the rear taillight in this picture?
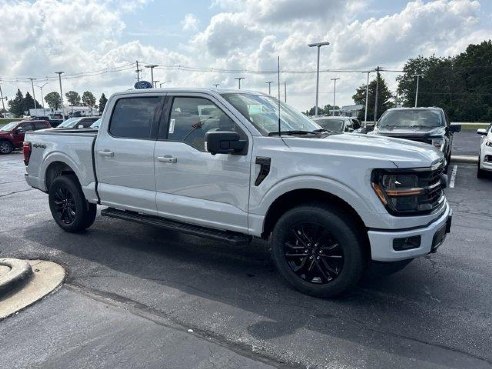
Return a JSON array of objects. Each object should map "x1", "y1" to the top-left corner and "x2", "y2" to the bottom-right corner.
[{"x1": 23, "y1": 141, "x2": 32, "y2": 166}]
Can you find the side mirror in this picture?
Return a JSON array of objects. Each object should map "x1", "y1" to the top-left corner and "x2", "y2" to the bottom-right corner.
[
  {"x1": 15, "y1": 128, "x2": 25, "y2": 134},
  {"x1": 77, "y1": 125, "x2": 84, "y2": 129},
  {"x1": 205, "y1": 131, "x2": 246, "y2": 155},
  {"x1": 477, "y1": 128, "x2": 487, "y2": 135},
  {"x1": 449, "y1": 124, "x2": 461, "y2": 133}
]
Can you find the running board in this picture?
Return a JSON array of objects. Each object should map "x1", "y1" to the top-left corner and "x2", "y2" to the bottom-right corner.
[{"x1": 101, "y1": 208, "x2": 251, "y2": 245}]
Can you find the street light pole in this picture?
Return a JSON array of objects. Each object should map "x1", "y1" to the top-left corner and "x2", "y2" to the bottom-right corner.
[
  {"x1": 29, "y1": 78, "x2": 37, "y2": 111},
  {"x1": 234, "y1": 77, "x2": 245, "y2": 89},
  {"x1": 0, "y1": 82, "x2": 6, "y2": 113},
  {"x1": 330, "y1": 77, "x2": 340, "y2": 116},
  {"x1": 55, "y1": 72, "x2": 64, "y2": 117},
  {"x1": 363, "y1": 71, "x2": 370, "y2": 127},
  {"x1": 266, "y1": 81, "x2": 272, "y2": 95},
  {"x1": 37, "y1": 82, "x2": 48, "y2": 115},
  {"x1": 374, "y1": 66, "x2": 382, "y2": 123},
  {"x1": 145, "y1": 64, "x2": 158, "y2": 85},
  {"x1": 308, "y1": 41, "x2": 330, "y2": 116},
  {"x1": 413, "y1": 74, "x2": 423, "y2": 107}
]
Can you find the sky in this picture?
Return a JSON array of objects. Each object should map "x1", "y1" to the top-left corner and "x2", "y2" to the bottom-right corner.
[{"x1": 0, "y1": 0, "x2": 491, "y2": 112}]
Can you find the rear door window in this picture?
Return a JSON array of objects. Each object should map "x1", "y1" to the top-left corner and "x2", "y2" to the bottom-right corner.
[
  {"x1": 33, "y1": 121, "x2": 49, "y2": 130},
  {"x1": 109, "y1": 97, "x2": 163, "y2": 139},
  {"x1": 19, "y1": 122, "x2": 34, "y2": 131}
]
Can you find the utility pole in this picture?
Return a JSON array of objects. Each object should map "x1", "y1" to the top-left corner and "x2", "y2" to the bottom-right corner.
[
  {"x1": 234, "y1": 77, "x2": 245, "y2": 89},
  {"x1": 55, "y1": 72, "x2": 64, "y2": 117},
  {"x1": 284, "y1": 81, "x2": 287, "y2": 102},
  {"x1": 28, "y1": 78, "x2": 37, "y2": 111},
  {"x1": 266, "y1": 81, "x2": 272, "y2": 95},
  {"x1": 330, "y1": 77, "x2": 340, "y2": 116},
  {"x1": 37, "y1": 82, "x2": 48, "y2": 114},
  {"x1": 153, "y1": 80, "x2": 159, "y2": 88},
  {"x1": 145, "y1": 64, "x2": 158, "y2": 85},
  {"x1": 135, "y1": 61, "x2": 142, "y2": 82},
  {"x1": 413, "y1": 74, "x2": 423, "y2": 107},
  {"x1": 308, "y1": 41, "x2": 330, "y2": 116},
  {"x1": 0, "y1": 82, "x2": 6, "y2": 113},
  {"x1": 213, "y1": 83, "x2": 220, "y2": 89},
  {"x1": 363, "y1": 71, "x2": 370, "y2": 127},
  {"x1": 374, "y1": 66, "x2": 382, "y2": 123}
]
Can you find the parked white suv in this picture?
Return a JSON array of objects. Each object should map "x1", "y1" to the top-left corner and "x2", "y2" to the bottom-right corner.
[
  {"x1": 477, "y1": 124, "x2": 492, "y2": 178},
  {"x1": 23, "y1": 88, "x2": 452, "y2": 297}
]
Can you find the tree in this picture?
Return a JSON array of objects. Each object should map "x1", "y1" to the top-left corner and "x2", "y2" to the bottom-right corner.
[
  {"x1": 396, "y1": 40, "x2": 492, "y2": 121},
  {"x1": 44, "y1": 91, "x2": 62, "y2": 109},
  {"x1": 353, "y1": 73, "x2": 393, "y2": 121},
  {"x1": 8, "y1": 89, "x2": 24, "y2": 117},
  {"x1": 65, "y1": 91, "x2": 81, "y2": 106},
  {"x1": 82, "y1": 91, "x2": 96, "y2": 107},
  {"x1": 23, "y1": 92, "x2": 41, "y2": 113},
  {"x1": 99, "y1": 93, "x2": 108, "y2": 114}
]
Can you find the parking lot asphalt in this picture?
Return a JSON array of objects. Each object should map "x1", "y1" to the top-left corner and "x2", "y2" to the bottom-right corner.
[
  {"x1": 452, "y1": 130, "x2": 482, "y2": 156},
  {"x1": 0, "y1": 152, "x2": 491, "y2": 369}
]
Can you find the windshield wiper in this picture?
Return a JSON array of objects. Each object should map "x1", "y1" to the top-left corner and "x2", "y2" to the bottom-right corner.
[{"x1": 268, "y1": 130, "x2": 320, "y2": 136}]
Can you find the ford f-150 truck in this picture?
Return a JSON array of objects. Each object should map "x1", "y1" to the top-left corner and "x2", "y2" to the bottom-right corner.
[{"x1": 24, "y1": 88, "x2": 452, "y2": 297}]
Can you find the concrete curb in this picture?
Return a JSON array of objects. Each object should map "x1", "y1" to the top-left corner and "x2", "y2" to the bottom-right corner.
[
  {"x1": 0, "y1": 258, "x2": 33, "y2": 297},
  {"x1": 451, "y1": 155, "x2": 478, "y2": 164}
]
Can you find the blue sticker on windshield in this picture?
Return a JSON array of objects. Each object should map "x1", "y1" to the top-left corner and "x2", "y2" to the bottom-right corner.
[{"x1": 134, "y1": 81, "x2": 153, "y2": 89}]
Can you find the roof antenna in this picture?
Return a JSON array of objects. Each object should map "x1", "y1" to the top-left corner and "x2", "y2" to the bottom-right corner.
[{"x1": 277, "y1": 55, "x2": 281, "y2": 137}]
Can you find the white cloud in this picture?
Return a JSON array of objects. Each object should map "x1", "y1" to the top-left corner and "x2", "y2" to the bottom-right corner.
[
  {"x1": 0, "y1": 0, "x2": 489, "y2": 111},
  {"x1": 181, "y1": 14, "x2": 199, "y2": 32}
]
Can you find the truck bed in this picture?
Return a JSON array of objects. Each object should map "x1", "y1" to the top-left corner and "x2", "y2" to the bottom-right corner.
[{"x1": 24, "y1": 129, "x2": 99, "y2": 202}]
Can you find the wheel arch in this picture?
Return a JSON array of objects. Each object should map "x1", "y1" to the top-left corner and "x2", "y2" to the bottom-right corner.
[
  {"x1": 261, "y1": 188, "x2": 371, "y2": 259},
  {"x1": 45, "y1": 161, "x2": 78, "y2": 191}
]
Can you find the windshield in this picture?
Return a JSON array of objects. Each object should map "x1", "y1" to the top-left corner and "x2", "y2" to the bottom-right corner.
[
  {"x1": 0, "y1": 122, "x2": 19, "y2": 132},
  {"x1": 378, "y1": 109, "x2": 443, "y2": 128},
  {"x1": 221, "y1": 93, "x2": 322, "y2": 135},
  {"x1": 313, "y1": 118, "x2": 344, "y2": 133},
  {"x1": 57, "y1": 118, "x2": 79, "y2": 128}
]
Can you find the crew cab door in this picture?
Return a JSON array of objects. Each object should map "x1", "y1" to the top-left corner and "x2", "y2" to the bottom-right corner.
[
  {"x1": 94, "y1": 95, "x2": 164, "y2": 215},
  {"x1": 154, "y1": 93, "x2": 252, "y2": 233},
  {"x1": 12, "y1": 122, "x2": 34, "y2": 147}
]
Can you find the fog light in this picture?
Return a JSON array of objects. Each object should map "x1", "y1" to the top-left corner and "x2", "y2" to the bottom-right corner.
[
  {"x1": 485, "y1": 155, "x2": 491, "y2": 163},
  {"x1": 393, "y1": 235, "x2": 421, "y2": 251}
]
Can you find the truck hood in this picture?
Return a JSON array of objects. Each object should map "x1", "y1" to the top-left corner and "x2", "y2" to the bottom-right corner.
[
  {"x1": 370, "y1": 126, "x2": 446, "y2": 138},
  {"x1": 281, "y1": 133, "x2": 443, "y2": 169}
]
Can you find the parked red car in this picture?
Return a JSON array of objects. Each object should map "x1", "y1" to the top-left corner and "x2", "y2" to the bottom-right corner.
[{"x1": 0, "y1": 120, "x2": 51, "y2": 154}]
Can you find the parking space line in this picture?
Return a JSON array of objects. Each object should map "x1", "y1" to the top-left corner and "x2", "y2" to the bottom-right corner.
[{"x1": 449, "y1": 165, "x2": 458, "y2": 188}]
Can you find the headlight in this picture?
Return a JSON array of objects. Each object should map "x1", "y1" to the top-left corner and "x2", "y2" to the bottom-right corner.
[
  {"x1": 372, "y1": 168, "x2": 444, "y2": 215},
  {"x1": 431, "y1": 138, "x2": 445, "y2": 151}
]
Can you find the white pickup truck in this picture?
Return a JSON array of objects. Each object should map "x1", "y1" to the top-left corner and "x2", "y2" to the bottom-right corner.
[{"x1": 24, "y1": 88, "x2": 452, "y2": 297}]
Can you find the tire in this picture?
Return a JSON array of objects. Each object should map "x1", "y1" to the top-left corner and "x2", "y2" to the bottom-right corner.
[
  {"x1": 271, "y1": 204, "x2": 365, "y2": 298},
  {"x1": 0, "y1": 140, "x2": 13, "y2": 155},
  {"x1": 367, "y1": 259, "x2": 413, "y2": 277},
  {"x1": 48, "y1": 175, "x2": 97, "y2": 232},
  {"x1": 477, "y1": 154, "x2": 486, "y2": 178}
]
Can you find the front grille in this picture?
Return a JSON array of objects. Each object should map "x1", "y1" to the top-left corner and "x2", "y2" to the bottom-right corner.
[{"x1": 416, "y1": 164, "x2": 445, "y2": 213}]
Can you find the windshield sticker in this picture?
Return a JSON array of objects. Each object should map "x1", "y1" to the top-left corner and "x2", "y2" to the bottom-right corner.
[{"x1": 169, "y1": 118, "x2": 175, "y2": 134}]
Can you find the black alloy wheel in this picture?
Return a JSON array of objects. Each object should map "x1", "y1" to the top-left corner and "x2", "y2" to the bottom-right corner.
[
  {"x1": 271, "y1": 205, "x2": 365, "y2": 298},
  {"x1": 48, "y1": 175, "x2": 97, "y2": 232},
  {"x1": 284, "y1": 223, "x2": 344, "y2": 284},
  {"x1": 52, "y1": 186, "x2": 77, "y2": 225}
]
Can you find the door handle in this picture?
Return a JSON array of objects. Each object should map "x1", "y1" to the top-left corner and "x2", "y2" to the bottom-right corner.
[
  {"x1": 98, "y1": 150, "x2": 114, "y2": 157},
  {"x1": 157, "y1": 155, "x2": 177, "y2": 163}
]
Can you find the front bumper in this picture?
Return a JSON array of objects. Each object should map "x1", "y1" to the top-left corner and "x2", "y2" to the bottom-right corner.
[
  {"x1": 368, "y1": 203, "x2": 452, "y2": 262},
  {"x1": 479, "y1": 146, "x2": 492, "y2": 171}
]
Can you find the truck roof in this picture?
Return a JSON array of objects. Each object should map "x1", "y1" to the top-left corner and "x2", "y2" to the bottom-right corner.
[{"x1": 111, "y1": 88, "x2": 265, "y2": 98}]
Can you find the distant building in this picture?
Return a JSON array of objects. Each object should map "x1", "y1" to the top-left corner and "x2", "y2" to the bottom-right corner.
[
  {"x1": 28, "y1": 106, "x2": 98, "y2": 117},
  {"x1": 340, "y1": 104, "x2": 364, "y2": 117}
]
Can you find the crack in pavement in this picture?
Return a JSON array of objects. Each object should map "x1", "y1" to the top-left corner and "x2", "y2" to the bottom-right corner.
[{"x1": 0, "y1": 188, "x2": 34, "y2": 198}]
